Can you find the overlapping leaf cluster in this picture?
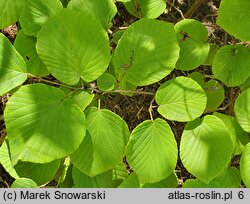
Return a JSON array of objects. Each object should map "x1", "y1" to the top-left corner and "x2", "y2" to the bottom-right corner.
[{"x1": 0, "y1": 0, "x2": 250, "y2": 188}]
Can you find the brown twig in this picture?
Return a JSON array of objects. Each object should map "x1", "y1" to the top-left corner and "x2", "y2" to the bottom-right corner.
[{"x1": 184, "y1": 0, "x2": 204, "y2": 18}]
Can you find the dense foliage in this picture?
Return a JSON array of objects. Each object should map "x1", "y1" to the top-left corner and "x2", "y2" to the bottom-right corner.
[{"x1": 0, "y1": 0, "x2": 250, "y2": 188}]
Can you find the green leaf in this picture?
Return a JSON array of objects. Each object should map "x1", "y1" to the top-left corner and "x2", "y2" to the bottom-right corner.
[
  {"x1": 14, "y1": 30, "x2": 49, "y2": 76},
  {"x1": 0, "y1": 0, "x2": 26, "y2": 29},
  {"x1": 212, "y1": 44, "x2": 250, "y2": 87},
  {"x1": 203, "y1": 80, "x2": 224, "y2": 111},
  {"x1": 123, "y1": 0, "x2": 166, "y2": 19},
  {"x1": 20, "y1": 0, "x2": 63, "y2": 36},
  {"x1": 187, "y1": 72, "x2": 204, "y2": 85},
  {"x1": 71, "y1": 107, "x2": 129, "y2": 176},
  {"x1": 142, "y1": 172, "x2": 178, "y2": 188},
  {"x1": 71, "y1": 91, "x2": 94, "y2": 111},
  {"x1": 14, "y1": 160, "x2": 61, "y2": 186},
  {"x1": 11, "y1": 178, "x2": 38, "y2": 188},
  {"x1": 240, "y1": 143, "x2": 250, "y2": 187},
  {"x1": 0, "y1": 33, "x2": 27, "y2": 96},
  {"x1": 155, "y1": 76, "x2": 207, "y2": 122},
  {"x1": 125, "y1": 118, "x2": 178, "y2": 183},
  {"x1": 112, "y1": 18, "x2": 179, "y2": 86},
  {"x1": 217, "y1": 0, "x2": 250, "y2": 42},
  {"x1": 187, "y1": 73, "x2": 224, "y2": 112},
  {"x1": 68, "y1": 0, "x2": 117, "y2": 29},
  {"x1": 203, "y1": 44, "x2": 219, "y2": 66},
  {"x1": 112, "y1": 30, "x2": 125, "y2": 45},
  {"x1": 174, "y1": 19, "x2": 210, "y2": 70},
  {"x1": 37, "y1": 9, "x2": 110, "y2": 85},
  {"x1": 213, "y1": 167, "x2": 241, "y2": 188},
  {"x1": 4, "y1": 83, "x2": 86, "y2": 164},
  {"x1": 97, "y1": 73, "x2": 116, "y2": 91},
  {"x1": 118, "y1": 173, "x2": 140, "y2": 188},
  {"x1": 182, "y1": 179, "x2": 220, "y2": 188},
  {"x1": 234, "y1": 88, "x2": 250, "y2": 132},
  {"x1": 214, "y1": 112, "x2": 249, "y2": 155},
  {"x1": 112, "y1": 162, "x2": 129, "y2": 182},
  {"x1": 180, "y1": 115, "x2": 233, "y2": 183},
  {"x1": 0, "y1": 141, "x2": 19, "y2": 179},
  {"x1": 72, "y1": 167, "x2": 114, "y2": 188}
]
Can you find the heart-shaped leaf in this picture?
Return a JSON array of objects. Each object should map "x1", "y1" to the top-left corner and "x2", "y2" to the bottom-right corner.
[
  {"x1": 37, "y1": 9, "x2": 110, "y2": 85},
  {"x1": 125, "y1": 118, "x2": 178, "y2": 183},
  {"x1": 71, "y1": 108, "x2": 129, "y2": 176},
  {"x1": 174, "y1": 19, "x2": 210, "y2": 70},
  {"x1": 180, "y1": 115, "x2": 233, "y2": 183},
  {"x1": 4, "y1": 83, "x2": 86, "y2": 164},
  {"x1": 155, "y1": 76, "x2": 207, "y2": 122},
  {"x1": 112, "y1": 18, "x2": 179, "y2": 86},
  {"x1": 212, "y1": 44, "x2": 250, "y2": 87}
]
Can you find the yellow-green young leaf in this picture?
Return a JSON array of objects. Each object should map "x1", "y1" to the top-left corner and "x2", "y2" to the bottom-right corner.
[
  {"x1": 4, "y1": 84, "x2": 86, "y2": 164},
  {"x1": 0, "y1": 141, "x2": 19, "y2": 179},
  {"x1": 142, "y1": 172, "x2": 178, "y2": 188},
  {"x1": 234, "y1": 88, "x2": 250, "y2": 132},
  {"x1": 125, "y1": 118, "x2": 178, "y2": 183},
  {"x1": 213, "y1": 167, "x2": 241, "y2": 188},
  {"x1": 70, "y1": 108, "x2": 130, "y2": 176},
  {"x1": 0, "y1": 0, "x2": 26, "y2": 28},
  {"x1": 14, "y1": 30, "x2": 49, "y2": 76},
  {"x1": 11, "y1": 178, "x2": 38, "y2": 188},
  {"x1": 214, "y1": 112, "x2": 249, "y2": 155},
  {"x1": 240, "y1": 143, "x2": 250, "y2": 187},
  {"x1": 68, "y1": 0, "x2": 117, "y2": 29},
  {"x1": 72, "y1": 167, "x2": 114, "y2": 188},
  {"x1": 180, "y1": 115, "x2": 233, "y2": 183},
  {"x1": 20, "y1": 0, "x2": 63, "y2": 36},
  {"x1": 174, "y1": 19, "x2": 210, "y2": 70},
  {"x1": 37, "y1": 9, "x2": 110, "y2": 85},
  {"x1": 155, "y1": 76, "x2": 207, "y2": 122},
  {"x1": 212, "y1": 45, "x2": 250, "y2": 87},
  {"x1": 14, "y1": 160, "x2": 61, "y2": 186},
  {"x1": 0, "y1": 33, "x2": 27, "y2": 96},
  {"x1": 217, "y1": 0, "x2": 250, "y2": 42},
  {"x1": 112, "y1": 18, "x2": 179, "y2": 86},
  {"x1": 123, "y1": 0, "x2": 166, "y2": 19}
]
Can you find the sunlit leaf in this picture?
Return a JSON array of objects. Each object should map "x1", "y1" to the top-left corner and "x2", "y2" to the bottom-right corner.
[
  {"x1": 37, "y1": 9, "x2": 110, "y2": 85},
  {"x1": 180, "y1": 115, "x2": 233, "y2": 183},
  {"x1": 125, "y1": 118, "x2": 178, "y2": 183},
  {"x1": 4, "y1": 83, "x2": 86, "y2": 164},
  {"x1": 155, "y1": 76, "x2": 207, "y2": 122}
]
